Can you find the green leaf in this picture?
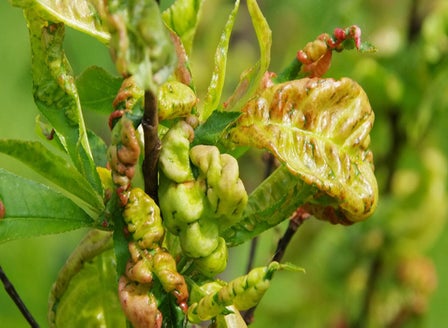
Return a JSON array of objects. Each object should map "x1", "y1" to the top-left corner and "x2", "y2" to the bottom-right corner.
[
  {"x1": 228, "y1": 78, "x2": 378, "y2": 224},
  {"x1": 223, "y1": 166, "x2": 317, "y2": 246},
  {"x1": 76, "y1": 66, "x2": 123, "y2": 114},
  {"x1": 224, "y1": 0, "x2": 272, "y2": 112},
  {"x1": 87, "y1": 129, "x2": 108, "y2": 167},
  {"x1": 162, "y1": 0, "x2": 204, "y2": 55},
  {"x1": 199, "y1": 0, "x2": 240, "y2": 122},
  {"x1": 25, "y1": 10, "x2": 102, "y2": 194},
  {"x1": 193, "y1": 111, "x2": 241, "y2": 146},
  {"x1": 11, "y1": 0, "x2": 110, "y2": 43},
  {"x1": 0, "y1": 169, "x2": 93, "y2": 243},
  {"x1": 48, "y1": 230, "x2": 126, "y2": 328},
  {"x1": 0, "y1": 140, "x2": 104, "y2": 217}
]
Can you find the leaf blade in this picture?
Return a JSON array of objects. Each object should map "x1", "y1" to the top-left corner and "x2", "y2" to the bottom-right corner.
[{"x1": 0, "y1": 168, "x2": 94, "y2": 243}]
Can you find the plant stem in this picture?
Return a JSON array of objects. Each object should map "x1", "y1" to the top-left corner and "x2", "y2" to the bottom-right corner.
[
  {"x1": 0, "y1": 266, "x2": 39, "y2": 327},
  {"x1": 142, "y1": 90, "x2": 161, "y2": 203},
  {"x1": 243, "y1": 207, "x2": 310, "y2": 325}
]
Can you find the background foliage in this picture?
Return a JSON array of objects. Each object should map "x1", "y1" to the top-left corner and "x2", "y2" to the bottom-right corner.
[{"x1": 1, "y1": 0, "x2": 447, "y2": 327}]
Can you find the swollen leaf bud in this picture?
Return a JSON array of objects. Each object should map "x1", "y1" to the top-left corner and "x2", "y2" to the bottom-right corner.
[
  {"x1": 192, "y1": 237, "x2": 228, "y2": 277},
  {"x1": 179, "y1": 220, "x2": 219, "y2": 258}
]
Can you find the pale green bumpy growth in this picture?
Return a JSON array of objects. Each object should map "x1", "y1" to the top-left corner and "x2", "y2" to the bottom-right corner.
[
  {"x1": 158, "y1": 121, "x2": 248, "y2": 277},
  {"x1": 188, "y1": 262, "x2": 282, "y2": 323}
]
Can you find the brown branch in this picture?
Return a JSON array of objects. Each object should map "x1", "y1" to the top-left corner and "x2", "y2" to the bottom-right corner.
[
  {"x1": 142, "y1": 90, "x2": 161, "y2": 203},
  {"x1": 0, "y1": 266, "x2": 39, "y2": 327},
  {"x1": 243, "y1": 207, "x2": 310, "y2": 325}
]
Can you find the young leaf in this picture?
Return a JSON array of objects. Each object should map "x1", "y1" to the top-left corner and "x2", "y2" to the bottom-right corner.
[
  {"x1": 162, "y1": 0, "x2": 204, "y2": 55},
  {"x1": 0, "y1": 140, "x2": 104, "y2": 216},
  {"x1": 76, "y1": 66, "x2": 123, "y2": 114},
  {"x1": 11, "y1": 0, "x2": 110, "y2": 43},
  {"x1": 223, "y1": 0, "x2": 272, "y2": 112},
  {"x1": 25, "y1": 10, "x2": 102, "y2": 194},
  {"x1": 0, "y1": 168, "x2": 93, "y2": 243},
  {"x1": 199, "y1": 0, "x2": 240, "y2": 122},
  {"x1": 228, "y1": 78, "x2": 378, "y2": 224}
]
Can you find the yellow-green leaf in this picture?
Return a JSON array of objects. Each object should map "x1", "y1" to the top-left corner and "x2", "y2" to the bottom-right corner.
[{"x1": 228, "y1": 78, "x2": 378, "y2": 223}]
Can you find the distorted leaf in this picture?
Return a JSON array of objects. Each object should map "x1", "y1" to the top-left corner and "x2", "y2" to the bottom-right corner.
[
  {"x1": 0, "y1": 169, "x2": 93, "y2": 243},
  {"x1": 76, "y1": 66, "x2": 123, "y2": 114},
  {"x1": 162, "y1": 0, "x2": 204, "y2": 55},
  {"x1": 106, "y1": 0, "x2": 176, "y2": 91},
  {"x1": 25, "y1": 10, "x2": 102, "y2": 193},
  {"x1": 48, "y1": 230, "x2": 126, "y2": 328},
  {"x1": 11, "y1": 0, "x2": 110, "y2": 43},
  {"x1": 0, "y1": 140, "x2": 104, "y2": 217},
  {"x1": 228, "y1": 78, "x2": 378, "y2": 224},
  {"x1": 199, "y1": 0, "x2": 240, "y2": 122}
]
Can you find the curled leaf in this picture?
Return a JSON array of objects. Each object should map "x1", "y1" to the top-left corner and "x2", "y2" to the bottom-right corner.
[{"x1": 228, "y1": 78, "x2": 378, "y2": 223}]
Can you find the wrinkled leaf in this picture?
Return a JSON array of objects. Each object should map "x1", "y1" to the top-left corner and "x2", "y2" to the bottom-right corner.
[
  {"x1": 76, "y1": 66, "x2": 123, "y2": 114},
  {"x1": 198, "y1": 0, "x2": 240, "y2": 122},
  {"x1": 228, "y1": 78, "x2": 378, "y2": 224},
  {"x1": 162, "y1": 0, "x2": 204, "y2": 55},
  {"x1": 26, "y1": 10, "x2": 102, "y2": 194},
  {"x1": 0, "y1": 140, "x2": 104, "y2": 217},
  {"x1": 11, "y1": 0, "x2": 110, "y2": 43},
  {"x1": 223, "y1": 0, "x2": 272, "y2": 112},
  {"x1": 0, "y1": 169, "x2": 93, "y2": 243},
  {"x1": 48, "y1": 230, "x2": 126, "y2": 328},
  {"x1": 106, "y1": 0, "x2": 176, "y2": 91}
]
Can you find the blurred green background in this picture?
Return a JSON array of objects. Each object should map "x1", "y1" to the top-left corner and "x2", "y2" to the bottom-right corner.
[{"x1": 1, "y1": 0, "x2": 448, "y2": 327}]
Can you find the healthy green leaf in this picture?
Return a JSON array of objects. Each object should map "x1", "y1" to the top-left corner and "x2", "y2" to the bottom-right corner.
[
  {"x1": 193, "y1": 111, "x2": 241, "y2": 146},
  {"x1": 25, "y1": 10, "x2": 102, "y2": 194},
  {"x1": 162, "y1": 0, "x2": 204, "y2": 55},
  {"x1": 0, "y1": 140, "x2": 104, "y2": 217},
  {"x1": 228, "y1": 78, "x2": 378, "y2": 225},
  {"x1": 11, "y1": 0, "x2": 110, "y2": 43},
  {"x1": 223, "y1": 166, "x2": 317, "y2": 246},
  {"x1": 87, "y1": 129, "x2": 108, "y2": 167},
  {"x1": 223, "y1": 0, "x2": 272, "y2": 112},
  {"x1": 48, "y1": 230, "x2": 126, "y2": 328},
  {"x1": 199, "y1": 0, "x2": 240, "y2": 122},
  {"x1": 76, "y1": 66, "x2": 123, "y2": 114},
  {"x1": 0, "y1": 168, "x2": 93, "y2": 243}
]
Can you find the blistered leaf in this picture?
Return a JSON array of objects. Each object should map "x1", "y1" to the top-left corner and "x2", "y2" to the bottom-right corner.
[
  {"x1": 25, "y1": 10, "x2": 102, "y2": 194},
  {"x1": 0, "y1": 169, "x2": 93, "y2": 243},
  {"x1": 106, "y1": 0, "x2": 176, "y2": 91},
  {"x1": 162, "y1": 0, "x2": 204, "y2": 55},
  {"x1": 228, "y1": 78, "x2": 378, "y2": 224},
  {"x1": 223, "y1": 0, "x2": 271, "y2": 112},
  {"x1": 11, "y1": 0, "x2": 110, "y2": 43},
  {"x1": 199, "y1": 0, "x2": 240, "y2": 122},
  {"x1": 48, "y1": 230, "x2": 126, "y2": 328},
  {"x1": 76, "y1": 66, "x2": 123, "y2": 114},
  {"x1": 0, "y1": 140, "x2": 104, "y2": 217}
]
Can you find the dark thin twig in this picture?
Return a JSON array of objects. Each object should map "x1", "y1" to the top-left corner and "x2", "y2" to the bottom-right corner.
[
  {"x1": 142, "y1": 90, "x2": 161, "y2": 203},
  {"x1": 0, "y1": 266, "x2": 39, "y2": 327},
  {"x1": 243, "y1": 207, "x2": 310, "y2": 325}
]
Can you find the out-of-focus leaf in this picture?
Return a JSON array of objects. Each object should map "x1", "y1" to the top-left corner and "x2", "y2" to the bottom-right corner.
[
  {"x1": 48, "y1": 230, "x2": 126, "y2": 328},
  {"x1": 0, "y1": 168, "x2": 93, "y2": 243},
  {"x1": 223, "y1": 0, "x2": 272, "y2": 112},
  {"x1": 0, "y1": 140, "x2": 104, "y2": 216},
  {"x1": 162, "y1": 0, "x2": 204, "y2": 55},
  {"x1": 106, "y1": 0, "x2": 176, "y2": 91},
  {"x1": 11, "y1": 0, "x2": 110, "y2": 43},
  {"x1": 228, "y1": 78, "x2": 378, "y2": 224},
  {"x1": 25, "y1": 10, "x2": 102, "y2": 194},
  {"x1": 76, "y1": 66, "x2": 123, "y2": 114},
  {"x1": 199, "y1": 0, "x2": 240, "y2": 122}
]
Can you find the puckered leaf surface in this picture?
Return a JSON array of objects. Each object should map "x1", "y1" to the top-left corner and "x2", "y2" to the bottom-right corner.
[{"x1": 228, "y1": 77, "x2": 378, "y2": 224}]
